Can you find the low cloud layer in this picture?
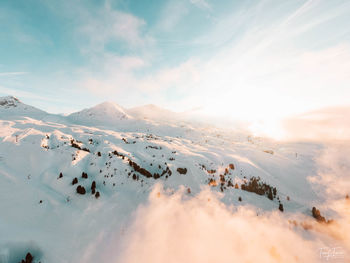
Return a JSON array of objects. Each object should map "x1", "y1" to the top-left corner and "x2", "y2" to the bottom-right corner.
[
  {"x1": 99, "y1": 117, "x2": 350, "y2": 263},
  {"x1": 282, "y1": 106, "x2": 350, "y2": 141},
  {"x1": 101, "y1": 183, "x2": 348, "y2": 263}
]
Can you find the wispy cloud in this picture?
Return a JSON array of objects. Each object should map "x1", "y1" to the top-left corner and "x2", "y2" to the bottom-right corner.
[
  {"x1": 282, "y1": 106, "x2": 350, "y2": 141},
  {"x1": 43, "y1": 1, "x2": 153, "y2": 55},
  {"x1": 0, "y1": 72, "x2": 28, "y2": 77},
  {"x1": 76, "y1": 2, "x2": 153, "y2": 54},
  {"x1": 155, "y1": 1, "x2": 189, "y2": 32},
  {"x1": 130, "y1": 0, "x2": 350, "y2": 119},
  {"x1": 97, "y1": 183, "x2": 349, "y2": 263},
  {"x1": 12, "y1": 0, "x2": 347, "y2": 116}
]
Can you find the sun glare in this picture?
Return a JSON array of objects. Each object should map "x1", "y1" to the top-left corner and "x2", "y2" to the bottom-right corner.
[{"x1": 248, "y1": 119, "x2": 286, "y2": 140}]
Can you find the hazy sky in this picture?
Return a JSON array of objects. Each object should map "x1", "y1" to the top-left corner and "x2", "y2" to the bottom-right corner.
[{"x1": 1, "y1": 0, "x2": 350, "y2": 121}]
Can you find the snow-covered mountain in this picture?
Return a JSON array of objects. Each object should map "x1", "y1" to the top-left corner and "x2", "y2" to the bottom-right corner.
[
  {"x1": 68, "y1": 101, "x2": 132, "y2": 126},
  {"x1": 0, "y1": 96, "x2": 46, "y2": 118},
  {"x1": 0, "y1": 96, "x2": 348, "y2": 263}
]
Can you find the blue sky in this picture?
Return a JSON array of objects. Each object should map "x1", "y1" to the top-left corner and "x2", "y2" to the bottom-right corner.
[{"x1": 1, "y1": 0, "x2": 350, "y2": 121}]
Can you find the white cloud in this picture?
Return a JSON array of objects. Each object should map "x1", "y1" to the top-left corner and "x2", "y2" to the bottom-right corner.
[
  {"x1": 77, "y1": 0, "x2": 350, "y2": 120},
  {"x1": 137, "y1": 59, "x2": 200, "y2": 91},
  {"x1": 0, "y1": 72, "x2": 27, "y2": 77},
  {"x1": 79, "y1": 4, "x2": 152, "y2": 52},
  {"x1": 155, "y1": 0, "x2": 189, "y2": 32},
  {"x1": 97, "y1": 184, "x2": 349, "y2": 263},
  {"x1": 282, "y1": 106, "x2": 350, "y2": 141}
]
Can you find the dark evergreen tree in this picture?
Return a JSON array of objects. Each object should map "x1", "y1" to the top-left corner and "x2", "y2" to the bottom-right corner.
[
  {"x1": 72, "y1": 177, "x2": 78, "y2": 185},
  {"x1": 76, "y1": 185, "x2": 86, "y2": 195},
  {"x1": 279, "y1": 203, "x2": 284, "y2": 212}
]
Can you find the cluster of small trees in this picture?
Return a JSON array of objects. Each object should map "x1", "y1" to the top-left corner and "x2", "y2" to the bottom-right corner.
[
  {"x1": 112, "y1": 149, "x2": 173, "y2": 180},
  {"x1": 132, "y1": 173, "x2": 139, "y2": 181},
  {"x1": 146, "y1": 145, "x2": 162, "y2": 150},
  {"x1": 128, "y1": 158, "x2": 172, "y2": 180},
  {"x1": 240, "y1": 176, "x2": 284, "y2": 212},
  {"x1": 91, "y1": 181, "x2": 100, "y2": 198},
  {"x1": 160, "y1": 165, "x2": 173, "y2": 178},
  {"x1": 128, "y1": 159, "x2": 153, "y2": 178},
  {"x1": 122, "y1": 138, "x2": 136, "y2": 144},
  {"x1": 111, "y1": 150, "x2": 124, "y2": 158},
  {"x1": 204, "y1": 163, "x2": 236, "y2": 190},
  {"x1": 208, "y1": 178, "x2": 217, "y2": 186},
  {"x1": 70, "y1": 139, "x2": 90, "y2": 152},
  {"x1": 311, "y1": 207, "x2": 331, "y2": 223},
  {"x1": 68, "y1": 171, "x2": 99, "y2": 198},
  {"x1": 76, "y1": 183, "x2": 99, "y2": 198},
  {"x1": 240, "y1": 176, "x2": 277, "y2": 201},
  {"x1": 200, "y1": 164, "x2": 216, "y2": 174}
]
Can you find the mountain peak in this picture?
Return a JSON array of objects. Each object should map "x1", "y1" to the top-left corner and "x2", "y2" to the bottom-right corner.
[
  {"x1": 0, "y1": 95, "x2": 47, "y2": 118},
  {"x1": 95, "y1": 101, "x2": 125, "y2": 110},
  {"x1": 0, "y1": 95, "x2": 21, "y2": 108},
  {"x1": 68, "y1": 100, "x2": 132, "y2": 126}
]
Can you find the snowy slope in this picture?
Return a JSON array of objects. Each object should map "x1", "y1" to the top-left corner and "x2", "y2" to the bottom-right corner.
[{"x1": 0, "y1": 97, "x2": 348, "y2": 262}]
